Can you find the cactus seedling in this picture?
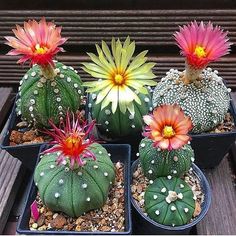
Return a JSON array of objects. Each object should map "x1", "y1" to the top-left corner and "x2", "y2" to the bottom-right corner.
[
  {"x1": 34, "y1": 113, "x2": 115, "y2": 217},
  {"x1": 140, "y1": 104, "x2": 194, "y2": 178},
  {"x1": 5, "y1": 18, "x2": 84, "y2": 127},
  {"x1": 152, "y1": 21, "x2": 232, "y2": 133},
  {"x1": 144, "y1": 177, "x2": 195, "y2": 226},
  {"x1": 82, "y1": 36, "x2": 157, "y2": 138}
]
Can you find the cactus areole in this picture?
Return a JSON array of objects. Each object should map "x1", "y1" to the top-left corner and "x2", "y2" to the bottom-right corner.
[
  {"x1": 5, "y1": 18, "x2": 84, "y2": 127},
  {"x1": 34, "y1": 113, "x2": 115, "y2": 217},
  {"x1": 82, "y1": 36, "x2": 157, "y2": 138},
  {"x1": 152, "y1": 21, "x2": 232, "y2": 133}
]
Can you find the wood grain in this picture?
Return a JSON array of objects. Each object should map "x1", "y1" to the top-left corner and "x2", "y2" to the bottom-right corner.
[{"x1": 196, "y1": 156, "x2": 236, "y2": 235}]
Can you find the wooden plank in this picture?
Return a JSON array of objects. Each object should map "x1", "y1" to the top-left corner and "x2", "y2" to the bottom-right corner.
[
  {"x1": 0, "y1": 120, "x2": 23, "y2": 234},
  {"x1": 196, "y1": 156, "x2": 236, "y2": 235},
  {"x1": 0, "y1": 87, "x2": 12, "y2": 131}
]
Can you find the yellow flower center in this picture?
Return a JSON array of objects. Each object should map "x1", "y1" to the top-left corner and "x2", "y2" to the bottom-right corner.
[
  {"x1": 163, "y1": 126, "x2": 175, "y2": 138},
  {"x1": 194, "y1": 45, "x2": 206, "y2": 58},
  {"x1": 65, "y1": 136, "x2": 81, "y2": 150},
  {"x1": 35, "y1": 43, "x2": 48, "y2": 54},
  {"x1": 114, "y1": 74, "x2": 125, "y2": 85}
]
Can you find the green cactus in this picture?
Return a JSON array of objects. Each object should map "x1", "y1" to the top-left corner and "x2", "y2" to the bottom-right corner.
[
  {"x1": 139, "y1": 138, "x2": 194, "y2": 179},
  {"x1": 16, "y1": 62, "x2": 84, "y2": 127},
  {"x1": 144, "y1": 176, "x2": 195, "y2": 226},
  {"x1": 34, "y1": 143, "x2": 115, "y2": 217},
  {"x1": 152, "y1": 68, "x2": 230, "y2": 133},
  {"x1": 89, "y1": 92, "x2": 153, "y2": 138}
]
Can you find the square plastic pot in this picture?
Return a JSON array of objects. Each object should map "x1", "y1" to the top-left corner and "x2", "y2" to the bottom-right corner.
[
  {"x1": 131, "y1": 160, "x2": 211, "y2": 235},
  {"x1": 191, "y1": 100, "x2": 236, "y2": 169},
  {"x1": 16, "y1": 143, "x2": 132, "y2": 235},
  {"x1": 0, "y1": 99, "x2": 45, "y2": 171}
]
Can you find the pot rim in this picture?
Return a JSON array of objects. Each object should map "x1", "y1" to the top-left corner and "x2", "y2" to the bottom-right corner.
[{"x1": 131, "y1": 160, "x2": 212, "y2": 231}]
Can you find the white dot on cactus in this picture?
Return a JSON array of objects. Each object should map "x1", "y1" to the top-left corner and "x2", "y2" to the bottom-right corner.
[
  {"x1": 148, "y1": 170, "x2": 153, "y2": 174},
  {"x1": 108, "y1": 153, "x2": 111, "y2": 157},
  {"x1": 171, "y1": 206, "x2": 176, "y2": 211},
  {"x1": 180, "y1": 184, "x2": 185, "y2": 188},
  {"x1": 51, "y1": 81, "x2": 57, "y2": 87},
  {"x1": 54, "y1": 68, "x2": 60, "y2": 74},
  {"x1": 129, "y1": 114, "x2": 134, "y2": 119},
  {"x1": 18, "y1": 86, "x2": 21, "y2": 91},
  {"x1": 56, "y1": 97, "x2": 61, "y2": 102},
  {"x1": 77, "y1": 171, "x2": 82, "y2": 176},
  {"x1": 188, "y1": 141, "x2": 191, "y2": 145},
  {"x1": 58, "y1": 106, "x2": 63, "y2": 110},
  {"x1": 75, "y1": 70, "x2": 78, "y2": 74},
  {"x1": 59, "y1": 179, "x2": 64, "y2": 185},
  {"x1": 86, "y1": 197, "x2": 91, "y2": 202},
  {"x1": 136, "y1": 153, "x2": 140, "y2": 157},
  {"x1": 155, "y1": 210, "x2": 160, "y2": 215},
  {"x1": 35, "y1": 182, "x2": 38, "y2": 186},
  {"x1": 110, "y1": 181, "x2": 113, "y2": 185},
  {"x1": 62, "y1": 160, "x2": 67, "y2": 165},
  {"x1": 82, "y1": 183, "x2": 88, "y2": 189},
  {"x1": 30, "y1": 99, "x2": 35, "y2": 105},
  {"x1": 151, "y1": 160, "x2": 155, "y2": 164},
  {"x1": 54, "y1": 88, "x2": 59, "y2": 94},
  {"x1": 92, "y1": 94, "x2": 97, "y2": 100},
  {"x1": 17, "y1": 111, "x2": 22, "y2": 115},
  {"x1": 177, "y1": 193, "x2": 183, "y2": 199},
  {"x1": 189, "y1": 167, "x2": 193, "y2": 171},
  {"x1": 144, "y1": 97, "x2": 150, "y2": 103},
  {"x1": 161, "y1": 187, "x2": 166, "y2": 193},
  {"x1": 149, "y1": 180, "x2": 153, "y2": 184},
  {"x1": 149, "y1": 107, "x2": 153, "y2": 111},
  {"x1": 131, "y1": 124, "x2": 135, "y2": 128},
  {"x1": 157, "y1": 148, "x2": 161, "y2": 152},
  {"x1": 191, "y1": 157, "x2": 195, "y2": 162},
  {"x1": 41, "y1": 78, "x2": 46, "y2": 83},
  {"x1": 227, "y1": 88, "x2": 232, "y2": 93},
  {"x1": 173, "y1": 156, "x2": 178, "y2": 162},
  {"x1": 34, "y1": 90, "x2": 38, "y2": 95},
  {"x1": 40, "y1": 172, "x2": 44, "y2": 177},
  {"x1": 78, "y1": 90, "x2": 82, "y2": 94},
  {"x1": 29, "y1": 106, "x2": 34, "y2": 112},
  {"x1": 62, "y1": 65, "x2": 67, "y2": 70},
  {"x1": 50, "y1": 164, "x2": 55, "y2": 169},
  {"x1": 30, "y1": 114, "x2": 34, "y2": 117},
  {"x1": 140, "y1": 143, "x2": 145, "y2": 148},
  {"x1": 167, "y1": 175, "x2": 172, "y2": 180},
  {"x1": 19, "y1": 80, "x2": 23, "y2": 85},
  {"x1": 99, "y1": 151, "x2": 102, "y2": 154},
  {"x1": 153, "y1": 195, "x2": 158, "y2": 200},
  {"x1": 74, "y1": 83, "x2": 78, "y2": 88},
  {"x1": 67, "y1": 77, "x2": 71, "y2": 82},
  {"x1": 59, "y1": 112, "x2": 63, "y2": 115},
  {"x1": 193, "y1": 195, "x2": 197, "y2": 200},
  {"x1": 106, "y1": 129, "x2": 109, "y2": 132},
  {"x1": 173, "y1": 170, "x2": 177, "y2": 174},
  {"x1": 184, "y1": 208, "x2": 189, "y2": 213},
  {"x1": 24, "y1": 74, "x2": 28, "y2": 80},
  {"x1": 165, "y1": 197, "x2": 171, "y2": 204},
  {"x1": 105, "y1": 121, "x2": 109, "y2": 125},
  {"x1": 172, "y1": 224, "x2": 175, "y2": 227},
  {"x1": 55, "y1": 192, "x2": 60, "y2": 198},
  {"x1": 104, "y1": 172, "x2": 108, "y2": 177},
  {"x1": 19, "y1": 92, "x2": 21, "y2": 96},
  {"x1": 37, "y1": 82, "x2": 43, "y2": 88},
  {"x1": 65, "y1": 167, "x2": 69, "y2": 172},
  {"x1": 31, "y1": 71, "x2": 36, "y2": 77},
  {"x1": 105, "y1": 109, "x2": 111, "y2": 115}
]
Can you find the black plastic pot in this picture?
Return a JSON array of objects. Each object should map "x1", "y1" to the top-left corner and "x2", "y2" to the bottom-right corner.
[
  {"x1": 17, "y1": 144, "x2": 132, "y2": 235},
  {"x1": 131, "y1": 160, "x2": 211, "y2": 235},
  {"x1": 191, "y1": 100, "x2": 236, "y2": 169},
  {"x1": 0, "y1": 99, "x2": 46, "y2": 171}
]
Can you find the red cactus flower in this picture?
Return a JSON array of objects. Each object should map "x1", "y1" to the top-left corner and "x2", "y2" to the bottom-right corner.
[
  {"x1": 43, "y1": 112, "x2": 96, "y2": 169},
  {"x1": 174, "y1": 21, "x2": 231, "y2": 69},
  {"x1": 143, "y1": 104, "x2": 193, "y2": 150},
  {"x1": 5, "y1": 17, "x2": 67, "y2": 66}
]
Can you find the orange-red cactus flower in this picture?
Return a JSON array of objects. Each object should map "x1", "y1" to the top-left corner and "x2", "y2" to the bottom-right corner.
[
  {"x1": 143, "y1": 104, "x2": 193, "y2": 150},
  {"x1": 174, "y1": 21, "x2": 231, "y2": 69},
  {"x1": 43, "y1": 112, "x2": 96, "y2": 169},
  {"x1": 5, "y1": 17, "x2": 67, "y2": 66}
]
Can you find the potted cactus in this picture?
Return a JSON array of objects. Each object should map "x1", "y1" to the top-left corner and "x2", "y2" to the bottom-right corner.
[
  {"x1": 1, "y1": 18, "x2": 84, "y2": 170},
  {"x1": 131, "y1": 104, "x2": 211, "y2": 234},
  {"x1": 82, "y1": 36, "x2": 157, "y2": 147},
  {"x1": 17, "y1": 113, "x2": 132, "y2": 234},
  {"x1": 152, "y1": 21, "x2": 236, "y2": 168}
]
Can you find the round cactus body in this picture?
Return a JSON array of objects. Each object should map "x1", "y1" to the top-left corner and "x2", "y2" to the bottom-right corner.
[
  {"x1": 139, "y1": 138, "x2": 194, "y2": 179},
  {"x1": 34, "y1": 143, "x2": 115, "y2": 217},
  {"x1": 89, "y1": 91, "x2": 153, "y2": 138},
  {"x1": 145, "y1": 176, "x2": 195, "y2": 226},
  {"x1": 16, "y1": 62, "x2": 84, "y2": 127},
  {"x1": 152, "y1": 68, "x2": 230, "y2": 133}
]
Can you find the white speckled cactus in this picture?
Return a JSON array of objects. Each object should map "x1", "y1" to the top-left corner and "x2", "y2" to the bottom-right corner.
[
  {"x1": 34, "y1": 113, "x2": 115, "y2": 217},
  {"x1": 82, "y1": 36, "x2": 157, "y2": 138},
  {"x1": 152, "y1": 21, "x2": 232, "y2": 133},
  {"x1": 5, "y1": 18, "x2": 84, "y2": 127}
]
